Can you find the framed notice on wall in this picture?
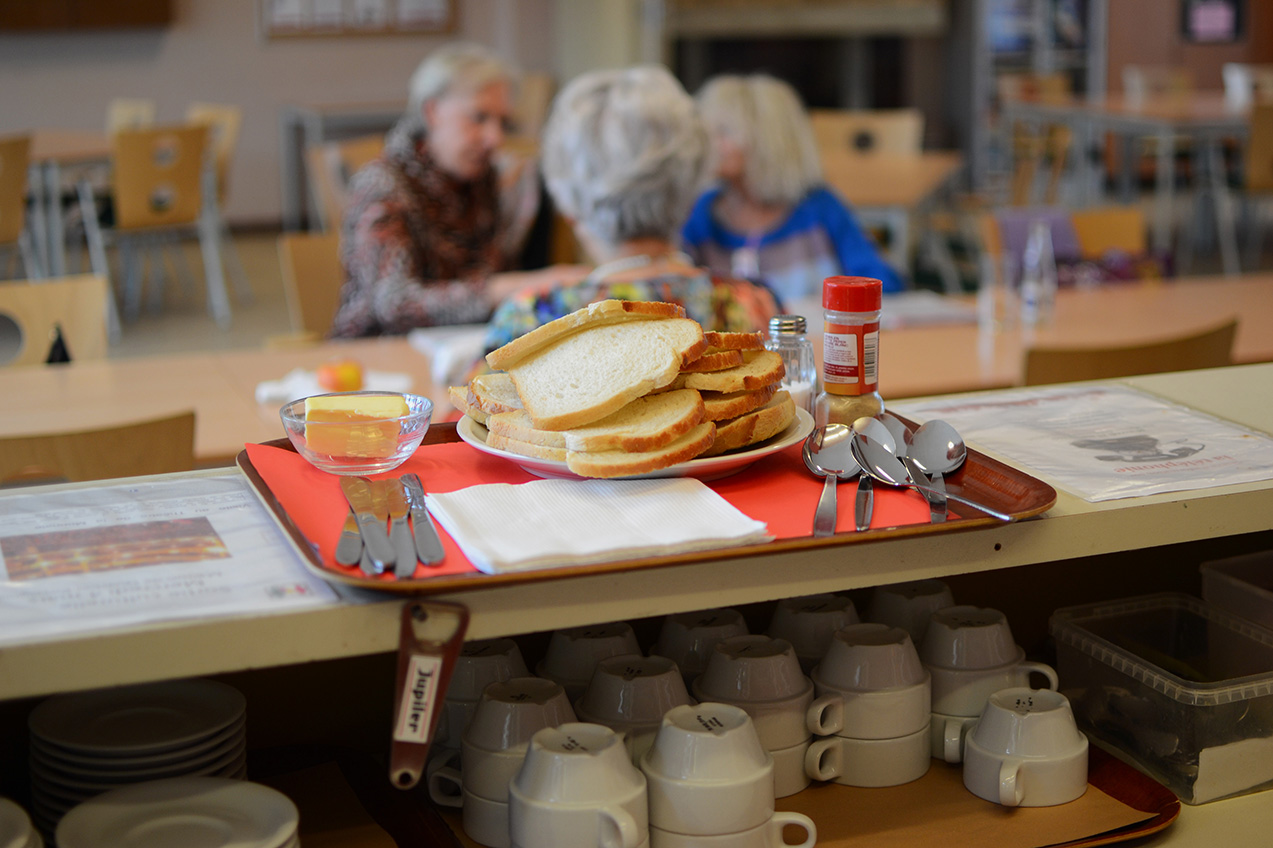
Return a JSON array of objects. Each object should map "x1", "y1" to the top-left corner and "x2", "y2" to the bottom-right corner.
[
  {"x1": 1180, "y1": 0, "x2": 1244, "y2": 43},
  {"x1": 260, "y1": 0, "x2": 455, "y2": 38}
]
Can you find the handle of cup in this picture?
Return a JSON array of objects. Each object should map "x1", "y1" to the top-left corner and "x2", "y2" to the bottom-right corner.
[
  {"x1": 804, "y1": 736, "x2": 842, "y2": 781},
  {"x1": 942, "y1": 717, "x2": 964, "y2": 764},
  {"x1": 999, "y1": 759, "x2": 1024, "y2": 807},
  {"x1": 806, "y1": 692, "x2": 844, "y2": 736},
  {"x1": 1022, "y1": 661, "x2": 1059, "y2": 691},
  {"x1": 599, "y1": 805, "x2": 643, "y2": 848},
  {"x1": 766, "y1": 811, "x2": 818, "y2": 848},
  {"x1": 425, "y1": 750, "x2": 463, "y2": 808}
]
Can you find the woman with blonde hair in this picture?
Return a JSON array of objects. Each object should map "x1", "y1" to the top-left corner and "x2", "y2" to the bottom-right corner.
[{"x1": 682, "y1": 73, "x2": 901, "y2": 301}]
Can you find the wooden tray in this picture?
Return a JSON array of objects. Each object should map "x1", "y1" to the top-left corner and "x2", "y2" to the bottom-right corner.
[{"x1": 237, "y1": 419, "x2": 1057, "y2": 596}]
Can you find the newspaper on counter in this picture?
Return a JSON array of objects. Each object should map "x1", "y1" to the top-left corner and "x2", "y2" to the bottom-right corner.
[
  {"x1": 893, "y1": 385, "x2": 1273, "y2": 502},
  {"x1": 0, "y1": 471, "x2": 338, "y2": 646}
]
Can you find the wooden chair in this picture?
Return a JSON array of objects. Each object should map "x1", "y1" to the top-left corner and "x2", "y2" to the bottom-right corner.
[
  {"x1": 1069, "y1": 206, "x2": 1147, "y2": 259},
  {"x1": 808, "y1": 108, "x2": 924, "y2": 156},
  {"x1": 0, "y1": 411, "x2": 195, "y2": 486},
  {"x1": 79, "y1": 123, "x2": 232, "y2": 327},
  {"x1": 186, "y1": 102, "x2": 253, "y2": 306},
  {"x1": 997, "y1": 72, "x2": 1074, "y2": 205},
  {"x1": 0, "y1": 133, "x2": 42, "y2": 280},
  {"x1": 0, "y1": 274, "x2": 110, "y2": 367},
  {"x1": 511, "y1": 72, "x2": 556, "y2": 140},
  {"x1": 1023, "y1": 318, "x2": 1237, "y2": 386},
  {"x1": 276, "y1": 231, "x2": 343, "y2": 344},
  {"x1": 304, "y1": 134, "x2": 383, "y2": 233}
]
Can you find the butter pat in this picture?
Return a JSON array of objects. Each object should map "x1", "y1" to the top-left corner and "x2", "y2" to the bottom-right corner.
[{"x1": 304, "y1": 394, "x2": 409, "y2": 458}]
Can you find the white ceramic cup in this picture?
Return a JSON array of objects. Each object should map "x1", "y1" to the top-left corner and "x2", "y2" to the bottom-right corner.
[
  {"x1": 962, "y1": 687, "x2": 1089, "y2": 807},
  {"x1": 435, "y1": 637, "x2": 530, "y2": 750},
  {"x1": 929, "y1": 711, "x2": 979, "y2": 763},
  {"x1": 648, "y1": 812, "x2": 816, "y2": 848},
  {"x1": 431, "y1": 677, "x2": 577, "y2": 806},
  {"x1": 640, "y1": 703, "x2": 774, "y2": 836},
  {"x1": 766, "y1": 593, "x2": 860, "y2": 671},
  {"x1": 927, "y1": 657, "x2": 1059, "y2": 718},
  {"x1": 807, "y1": 623, "x2": 930, "y2": 739},
  {"x1": 767, "y1": 738, "x2": 812, "y2": 798},
  {"x1": 691, "y1": 636, "x2": 814, "y2": 751},
  {"x1": 509, "y1": 723, "x2": 648, "y2": 848},
  {"x1": 805, "y1": 727, "x2": 931, "y2": 787},
  {"x1": 866, "y1": 579, "x2": 955, "y2": 644},
  {"x1": 576, "y1": 654, "x2": 695, "y2": 766},
  {"x1": 536, "y1": 623, "x2": 642, "y2": 701},
  {"x1": 461, "y1": 787, "x2": 511, "y2": 848},
  {"x1": 650, "y1": 608, "x2": 749, "y2": 686}
]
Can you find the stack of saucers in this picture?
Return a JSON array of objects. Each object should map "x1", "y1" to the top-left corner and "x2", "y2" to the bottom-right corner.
[
  {"x1": 0, "y1": 797, "x2": 42, "y2": 848},
  {"x1": 27, "y1": 679, "x2": 246, "y2": 838},
  {"x1": 55, "y1": 776, "x2": 298, "y2": 848}
]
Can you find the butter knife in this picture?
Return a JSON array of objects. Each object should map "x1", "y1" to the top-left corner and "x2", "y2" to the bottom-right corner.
[
  {"x1": 340, "y1": 476, "x2": 396, "y2": 573},
  {"x1": 334, "y1": 507, "x2": 363, "y2": 567},
  {"x1": 903, "y1": 456, "x2": 947, "y2": 524},
  {"x1": 385, "y1": 479, "x2": 419, "y2": 579},
  {"x1": 855, "y1": 475, "x2": 873, "y2": 531},
  {"x1": 401, "y1": 473, "x2": 445, "y2": 566}
]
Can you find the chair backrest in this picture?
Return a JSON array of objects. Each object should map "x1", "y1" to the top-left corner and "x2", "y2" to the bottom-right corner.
[
  {"x1": 0, "y1": 133, "x2": 30, "y2": 245},
  {"x1": 0, "y1": 275, "x2": 110, "y2": 367},
  {"x1": 1024, "y1": 318, "x2": 1237, "y2": 386},
  {"x1": 0, "y1": 411, "x2": 195, "y2": 485},
  {"x1": 278, "y1": 231, "x2": 344, "y2": 337},
  {"x1": 305, "y1": 134, "x2": 384, "y2": 232},
  {"x1": 808, "y1": 108, "x2": 924, "y2": 156},
  {"x1": 1246, "y1": 102, "x2": 1273, "y2": 193},
  {"x1": 511, "y1": 72, "x2": 556, "y2": 139},
  {"x1": 185, "y1": 102, "x2": 243, "y2": 206},
  {"x1": 110, "y1": 123, "x2": 210, "y2": 230},
  {"x1": 1070, "y1": 206, "x2": 1147, "y2": 258},
  {"x1": 106, "y1": 97, "x2": 156, "y2": 132}
]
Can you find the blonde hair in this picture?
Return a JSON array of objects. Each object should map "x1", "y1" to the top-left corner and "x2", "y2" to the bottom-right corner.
[
  {"x1": 406, "y1": 42, "x2": 516, "y2": 132},
  {"x1": 697, "y1": 73, "x2": 822, "y2": 206}
]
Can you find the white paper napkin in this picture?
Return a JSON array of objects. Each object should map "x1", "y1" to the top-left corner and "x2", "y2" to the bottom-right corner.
[
  {"x1": 254, "y1": 368, "x2": 413, "y2": 405},
  {"x1": 425, "y1": 478, "x2": 771, "y2": 574}
]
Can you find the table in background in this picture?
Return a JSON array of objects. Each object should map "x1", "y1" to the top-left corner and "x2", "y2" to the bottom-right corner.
[{"x1": 28, "y1": 129, "x2": 110, "y2": 278}]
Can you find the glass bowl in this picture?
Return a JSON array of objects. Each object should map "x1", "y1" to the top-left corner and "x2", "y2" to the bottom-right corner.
[{"x1": 279, "y1": 391, "x2": 433, "y2": 475}]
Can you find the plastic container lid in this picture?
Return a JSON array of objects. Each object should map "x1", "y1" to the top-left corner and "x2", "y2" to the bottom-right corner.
[{"x1": 822, "y1": 276, "x2": 882, "y2": 313}]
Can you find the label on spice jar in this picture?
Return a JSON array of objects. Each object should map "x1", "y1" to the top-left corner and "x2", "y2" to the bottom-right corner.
[{"x1": 824, "y1": 326, "x2": 878, "y2": 395}]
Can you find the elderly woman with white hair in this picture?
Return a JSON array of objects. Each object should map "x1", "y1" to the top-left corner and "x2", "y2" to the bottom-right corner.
[
  {"x1": 482, "y1": 65, "x2": 778, "y2": 352},
  {"x1": 681, "y1": 73, "x2": 902, "y2": 301},
  {"x1": 331, "y1": 42, "x2": 570, "y2": 337}
]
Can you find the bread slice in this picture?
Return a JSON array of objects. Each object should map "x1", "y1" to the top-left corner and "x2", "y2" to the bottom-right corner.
[
  {"x1": 487, "y1": 430, "x2": 568, "y2": 462},
  {"x1": 700, "y1": 391, "x2": 796, "y2": 457},
  {"x1": 448, "y1": 385, "x2": 490, "y2": 426},
  {"x1": 681, "y1": 349, "x2": 744, "y2": 373},
  {"x1": 566, "y1": 422, "x2": 717, "y2": 478},
  {"x1": 468, "y1": 372, "x2": 522, "y2": 414},
  {"x1": 509, "y1": 318, "x2": 706, "y2": 431},
  {"x1": 700, "y1": 382, "x2": 778, "y2": 423},
  {"x1": 485, "y1": 299, "x2": 686, "y2": 371},
  {"x1": 703, "y1": 331, "x2": 764, "y2": 351},
  {"x1": 681, "y1": 350, "x2": 785, "y2": 393},
  {"x1": 486, "y1": 389, "x2": 705, "y2": 452}
]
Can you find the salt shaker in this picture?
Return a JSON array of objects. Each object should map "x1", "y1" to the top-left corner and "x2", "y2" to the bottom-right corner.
[{"x1": 765, "y1": 314, "x2": 818, "y2": 414}]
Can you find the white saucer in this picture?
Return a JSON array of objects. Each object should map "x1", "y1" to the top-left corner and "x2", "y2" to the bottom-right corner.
[
  {"x1": 55, "y1": 777, "x2": 298, "y2": 848},
  {"x1": 31, "y1": 741, "x2": 246, "y2": 792},
  {"x1": 30, "y1": 717, "x2": 246, "y2": 771},
  {"x1": 0, "y1": 798, "x2": 38, "y2": 848}
]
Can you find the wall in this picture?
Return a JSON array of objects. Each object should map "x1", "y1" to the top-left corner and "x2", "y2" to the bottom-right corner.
[
  {"x1": 1106, "y1": 0, "x2": 1264, "y2": 91},
  {"x1": 0, "y1": 0, "x2": 554, "y2": 225}
]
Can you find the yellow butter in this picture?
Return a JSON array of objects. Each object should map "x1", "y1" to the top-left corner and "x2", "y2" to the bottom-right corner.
[{"x1": 304, "y1": 395, "x2": 409, "y2": 458}]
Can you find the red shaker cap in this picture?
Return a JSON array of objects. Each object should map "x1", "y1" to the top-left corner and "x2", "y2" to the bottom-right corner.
[{"x1": 822, "y1": 276, "x2": 882, "y2": 312}]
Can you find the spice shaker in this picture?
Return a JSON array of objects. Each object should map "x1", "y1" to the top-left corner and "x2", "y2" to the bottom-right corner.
[{"x1": 765, "y1": 314, "x2": 818, "y2": 414}]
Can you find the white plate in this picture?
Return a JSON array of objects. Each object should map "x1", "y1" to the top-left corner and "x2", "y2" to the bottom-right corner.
[
  {"x1": 30, "y1": 680, "x2": 245, "y2": 757},
  {"x1": 30, "y1": 717, "x2": 245, "y2": 772},
  {"x1": 457, "y1": 407, "x2": 814, "y2": 482},
  {"x1": 55, "y1": 777, "x2": 297, "y2": 848},
  {"x1": 31, "y1": 740, "x2": 246, "y2": 791}
]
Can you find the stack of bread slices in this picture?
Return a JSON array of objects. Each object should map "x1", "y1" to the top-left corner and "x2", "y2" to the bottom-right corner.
[{"x1": 449, "y1": 300, "x2": 796, "y2": 478}]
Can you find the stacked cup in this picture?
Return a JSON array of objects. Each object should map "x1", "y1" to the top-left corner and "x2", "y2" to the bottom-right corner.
[
  {"x1": 640, "y1": 703, "x2": 816, "y2": 848},
  {"x1": 865, "y1": 579, "x2": 955, "y2": 645},
  {"x1": 575, "y1": 655, "x2": 695, "y2": 766},
  {"x1": 429, "y1": 677, "x2": 575, "y2": 848},
  {"x1": 509, "y1": 723, "x2": 649, "y2": 848},
  {"x1": 650, "y1": 608, "x2": 749, "y2": 688},
  {"x1": 804, "y1": 624, "x2": 931, "y2": 788},
  {"x1": 766, "y1": 594, "x2": 859, "y2": 673},
  {"x1": 435, "y1": 638, "x2": 530, "y2": 759},
  {"x1": 920, "y1": 606, "x2": 1059, "y2": 764},
  {"x1": 536, "y1": 623, "x2": 642, "y2": 702},
  {"x1": 691, "y1": 635, "x2": 813, "y2": 797},
  {"x1": 963, "y1": 688, "x2": 1088, "y2": 807}
]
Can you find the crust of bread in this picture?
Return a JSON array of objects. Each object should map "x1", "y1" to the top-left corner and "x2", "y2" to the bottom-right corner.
[
  {"x1": 703, "y1": 331, "x2": 764, "y2": 351},
  {"x1": 700, "y1": 382, "x2": 779, "y2": 422},
  {"x1": 680, "y1": 349, "x2": 744, "y2": 373},
  {"x1": 486, "y1": 430, "x2": 568, "y2": 462},
  {"x1": 468, "y1": 372, "x2": 522, "y2": 414},
  {"x1": 485, "y1": 299, "x2": 687, "y2": 371},
  {"x1": 448, "y1": 385, "x2": 490, "y2": 426},
  {"x1": 681, "y1": 350, "x2": 786, "y2": 393},
  {"x1": 486, "y1": 389, "x2": 705, "y2": 453},
  {"x1": 566, "y1": 422, "x2": 717, "y2": 478},
  {"x1": 699, "y1": 391, "x2": 796, "y2": 457}
]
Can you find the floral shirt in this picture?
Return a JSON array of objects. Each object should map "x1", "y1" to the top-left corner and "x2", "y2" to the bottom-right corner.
[{"x1": 329, "y1": 122, "x2": 534, "y2": 337}]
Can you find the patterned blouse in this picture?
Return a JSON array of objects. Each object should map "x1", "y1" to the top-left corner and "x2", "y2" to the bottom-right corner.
[{"x1": 329, "y1": 122, "x2": 531, "y2": 337}]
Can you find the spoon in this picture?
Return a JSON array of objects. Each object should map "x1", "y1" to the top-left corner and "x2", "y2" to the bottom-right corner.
[
  {"x1": 850, "y1": 430, "x2": 1013, "y2": 522},
  {"x1": 909, "y1": 419, "x2": 967, "y2": 475},
  {"x1": 849, "y1": 417, "x2": 895, "y2": 532},
  {"x1": 876, "y1": 411, "x2": 913, "y2": 457},
  {"x1": 803, "y1": 424, "x2": 861, "y2": 537}
]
